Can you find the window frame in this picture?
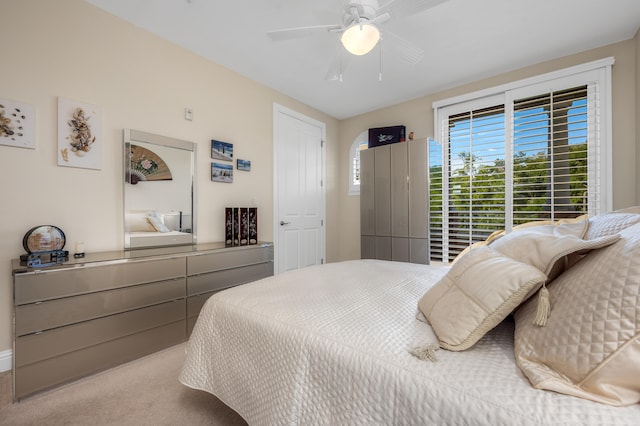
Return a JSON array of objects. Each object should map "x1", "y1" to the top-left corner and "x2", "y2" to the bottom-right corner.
[
  {"x1": 431, "y1": 58, "x2": 613, "y2": 262},
  {"x1": 348, "y1": 131, "x2": 368, "y2": 196}
]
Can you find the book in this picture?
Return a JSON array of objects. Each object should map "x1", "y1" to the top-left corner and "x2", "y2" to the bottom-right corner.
[
  {"x1": 249, "y1": 207, "x2": 258, "y2": 245},
  {"x1": 225, "y1": 207, "x2": 233, "y2": 247},
  {"x1": 239, "y1": 208, "x2": 249, "y2": 245}
]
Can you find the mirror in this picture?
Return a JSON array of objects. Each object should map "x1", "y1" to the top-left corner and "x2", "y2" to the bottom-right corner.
[{"x1": 123, "y1": 129, "x2": 197, "y2": 249}]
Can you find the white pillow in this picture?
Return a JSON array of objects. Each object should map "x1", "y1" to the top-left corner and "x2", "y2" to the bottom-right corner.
[
  {"x1": 147, "y1": 213, "x2": 170, "y2": 233},
  {"x1": 585, "y1": 212, "x2": 640, "y2": 239}
]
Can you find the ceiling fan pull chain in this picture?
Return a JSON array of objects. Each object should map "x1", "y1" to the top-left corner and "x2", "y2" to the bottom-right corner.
[
  {"x1": 379, "y1": 40, "x2": 383, "y2": 81},
  {"x1": 340, "y1": 49, "x2": 344, "y2": 83}
]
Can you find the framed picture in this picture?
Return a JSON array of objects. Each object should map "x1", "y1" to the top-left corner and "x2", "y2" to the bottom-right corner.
[
  {"x1": 211, "y1": 139, "x2": 233, "y2": 161},
  {"x1": 0, "y1": 98, "x2": 36, "y2": 149},
  {"x1": 57, "y1": 97, "x2": 102, "y2": 170},
  {"x1": 237, "y1": 158, "x2": 251, "y2": 171},
  {"x1": 211, "y1": 162, "x2": 233, "y2": 183}
]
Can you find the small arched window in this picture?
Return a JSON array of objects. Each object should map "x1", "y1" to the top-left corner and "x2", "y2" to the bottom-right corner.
[{"x1": 349, "y1": 131, "x2": 369, "y2": 196}]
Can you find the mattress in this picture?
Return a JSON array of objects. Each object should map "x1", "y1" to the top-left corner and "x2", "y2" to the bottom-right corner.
[
  {"x1": 127, "y1": 230, "x2": 192, "y2": 248},
  {"x1": 180, "y1": 259, "x2": 640, "y2": 425}
]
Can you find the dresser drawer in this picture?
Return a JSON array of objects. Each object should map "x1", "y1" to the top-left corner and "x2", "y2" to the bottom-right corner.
[
  {"x1": 15, "y1": 278, "x2": 186, "y2": 336},
  {"x1": 187, "y1": 245, "x2": 273, "y2": 275},
  {"x1": 15, "y1": 320, "x2": 185, "y2": 399},
  {"x1": 15, "y1": 299, "x2": 186, "y2": 368},
  {"x1": 187, "y1": 262, "x2": 273, "y2": 296},
  {"x1": 187, "y1": 291, "x2": 216, "y2": 319},
  {"x1": 186, "y1": 291, "x2": 219, "y2": 336},
  {"x1": 14, "y1": 256, "x2": 186, "y2": 304}
]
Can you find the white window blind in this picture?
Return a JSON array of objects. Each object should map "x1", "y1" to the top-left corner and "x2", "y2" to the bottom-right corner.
[
  {"x1": 430, "y1": 61, "x2": 611, "y2": 263},
  {"x1": 512, "y1": 85, "x2": 591, "y2": 224}
]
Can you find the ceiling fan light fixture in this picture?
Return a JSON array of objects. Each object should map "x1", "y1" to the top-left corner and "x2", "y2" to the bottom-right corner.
[{"x1": 341, "y1": 22, "x2": 380, "y2": 56}]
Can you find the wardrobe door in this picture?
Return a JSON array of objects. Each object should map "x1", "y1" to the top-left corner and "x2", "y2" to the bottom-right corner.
[
  {"x1": 408, "y1": 138, "x2": 429, "y2": 264},
  {"x1": 360, "y1": 148, "x2": 376, "y2": 259},
  {"x1": 374, "y1": 145, "x2": 391, "y2": 237},
  {"x1": 391, "y1": 142, "x2": 409, "y2": 238},
  {"x1": 410, "y1": 238, "x2": 429, "y2": 264},
  {"x1": 360, "y1": 148, "x2": 376, "y2": 236},
  {"x1": 392, "y1": 237, "x2": 410, "y2": 262},
  {"x1": 361, "y1": 235, "x2": 376, "y2": 259},
  {"x1": 408, "y1": 139, "x2": 428, "y2": 239},
  {"x1": 375, "y1": 236, "x2": 392, "y2": 260}
]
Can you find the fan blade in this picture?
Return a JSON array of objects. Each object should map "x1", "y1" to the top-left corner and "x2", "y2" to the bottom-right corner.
[
  {"x1": 267, "y1": 25, "x2": 342, "y2": 41},
  {"x1": 378, "y1": 0, "x2": 449, "y2": 19},
  {"x1": 380, "y1": 29, "x2": 424, "y2": 64},
  {"x1": 370, "y1": 12, "x2": 391, "y2": 26}
]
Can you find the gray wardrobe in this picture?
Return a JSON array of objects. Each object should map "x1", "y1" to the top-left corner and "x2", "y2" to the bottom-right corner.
[{"x1": 360, "y1": 138, "x2": 429, "y2": 264}]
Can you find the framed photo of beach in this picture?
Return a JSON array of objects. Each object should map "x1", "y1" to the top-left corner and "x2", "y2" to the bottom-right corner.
[
  {"x1": 237, "y1": 159, "x2": 251, "y2": 171},
  {"x1": 211, "y1": 139, "x2": 233, "y2": 161},
  {"x1": 211, "y1": 162, "x2": 233, "y2": 183}
]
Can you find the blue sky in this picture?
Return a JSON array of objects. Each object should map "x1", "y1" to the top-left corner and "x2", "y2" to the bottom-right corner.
[{"x1": 430, "y1": 98, "x2": 588, "y2": 173}]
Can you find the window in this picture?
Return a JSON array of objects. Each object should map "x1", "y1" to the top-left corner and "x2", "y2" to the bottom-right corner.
[
  {"x1": 430, "y1": 58, "x2": 612, "y2": 263},
  {"x1": 349, "y1": 131, "x2": 369, "y2": 195}
]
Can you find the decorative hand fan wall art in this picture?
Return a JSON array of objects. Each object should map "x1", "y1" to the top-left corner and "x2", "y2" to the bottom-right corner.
[{"x1": 127, "y1": 144, "x2": 173, "y2": 184}]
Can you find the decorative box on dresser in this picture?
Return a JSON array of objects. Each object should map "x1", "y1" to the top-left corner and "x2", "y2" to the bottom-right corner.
[{"x1": 12, "y1": 242, "x2": 273, "y2": 400}]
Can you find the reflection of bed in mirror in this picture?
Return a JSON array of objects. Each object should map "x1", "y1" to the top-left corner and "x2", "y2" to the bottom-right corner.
[
  {"x1": 124, "y1": 129, "x2": 197, "y2": 249},
  {"x1": 124, "y1": 210, "x2": 193, "y2": 248}
]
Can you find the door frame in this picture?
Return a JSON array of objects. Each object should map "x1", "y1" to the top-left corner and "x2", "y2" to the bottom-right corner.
[{"x1": 273, "y1": 103, "x2": 326, "y2": 275}]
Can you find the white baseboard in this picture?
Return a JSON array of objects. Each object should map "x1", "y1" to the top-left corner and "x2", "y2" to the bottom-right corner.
[{"x1": 0, "y1": 349, "x2": 12, "y2": 372}]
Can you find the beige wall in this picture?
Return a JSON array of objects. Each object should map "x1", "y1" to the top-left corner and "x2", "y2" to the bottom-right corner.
[
  {"x1": 337, "y1": 39, "x2": 639, "y2": 262},
  {"x1": 0, "y1": 0, "x2": 339, "y2": 355}
]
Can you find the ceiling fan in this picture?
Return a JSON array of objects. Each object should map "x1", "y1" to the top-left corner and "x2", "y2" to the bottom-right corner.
[{"x1": 267, "y1": 0, "x2": 448, "y2": 80}]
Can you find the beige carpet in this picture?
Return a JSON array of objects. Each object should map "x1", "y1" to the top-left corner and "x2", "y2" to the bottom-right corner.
[{"x1": 0, "y1": 343, "x2": 247, "y2": 425}]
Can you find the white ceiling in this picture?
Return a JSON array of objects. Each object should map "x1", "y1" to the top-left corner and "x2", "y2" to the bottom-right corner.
[{"x1": 85, "y1": 0, "x2": 640, "y2": 120}]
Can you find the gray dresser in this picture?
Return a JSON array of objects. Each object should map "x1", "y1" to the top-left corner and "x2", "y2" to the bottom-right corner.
[{"x1": 12, "y1": 242, "x2": 273, "y2": 400}]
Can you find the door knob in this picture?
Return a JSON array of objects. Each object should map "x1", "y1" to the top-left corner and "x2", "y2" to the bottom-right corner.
[{"x1": 280, "y1": 221, "x2": 291, "y2": 226}]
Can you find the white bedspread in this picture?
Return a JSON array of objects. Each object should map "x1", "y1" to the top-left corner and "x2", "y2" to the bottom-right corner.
[{"x1": 179, "y1": 260, "x2": 640, "y2": 425}]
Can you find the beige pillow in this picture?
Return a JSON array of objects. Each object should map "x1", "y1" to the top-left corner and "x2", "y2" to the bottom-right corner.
[
  {"x1": 489, "y1": 220, "x2": 592, "y2": 275},
  {"x1": 418, "y1": 246, "x2": 547, "y2": 351},
  {"x1": 450, "y1": 215, "x2": 587, "y2": 266},
  {"x1": 420, "y1": 225, "x2": 620, "y2": 351},
  {"x1": 126, "y1": 211, "x2": 156, "y2": 232},
  {"x1": 514, "y1": 222, "x2": 640, "y2": 406}
]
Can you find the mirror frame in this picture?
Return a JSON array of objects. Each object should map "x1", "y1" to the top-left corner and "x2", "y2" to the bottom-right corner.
[{"x1": 123, "y1": 129, "x2": 197, "y2": 249}]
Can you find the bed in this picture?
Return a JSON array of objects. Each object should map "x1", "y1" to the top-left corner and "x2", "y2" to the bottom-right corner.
[
  {"x1": 126, "y1": 230, "x2": 193, "y2": 248},
  {"x1": 180, "y1": 211, "x2": 640, "y2": 425},
  {"x1": 125, "y1": 210, "x2": 193, "y2": 248}
]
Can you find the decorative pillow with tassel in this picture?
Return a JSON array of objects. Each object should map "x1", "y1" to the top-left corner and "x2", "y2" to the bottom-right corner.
[
  {"x1": 514, "y1": 222, "x2": 640, "y2": 406},
  {"x1": 418, "y1": 226, "x2": 620, "y2": 352},
  {"x1": 418, "y1": 246, "x2": 548, "y2": 351},
  {"x1": 488, "y1": 221, "x2": 620, "y2": 326}
]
